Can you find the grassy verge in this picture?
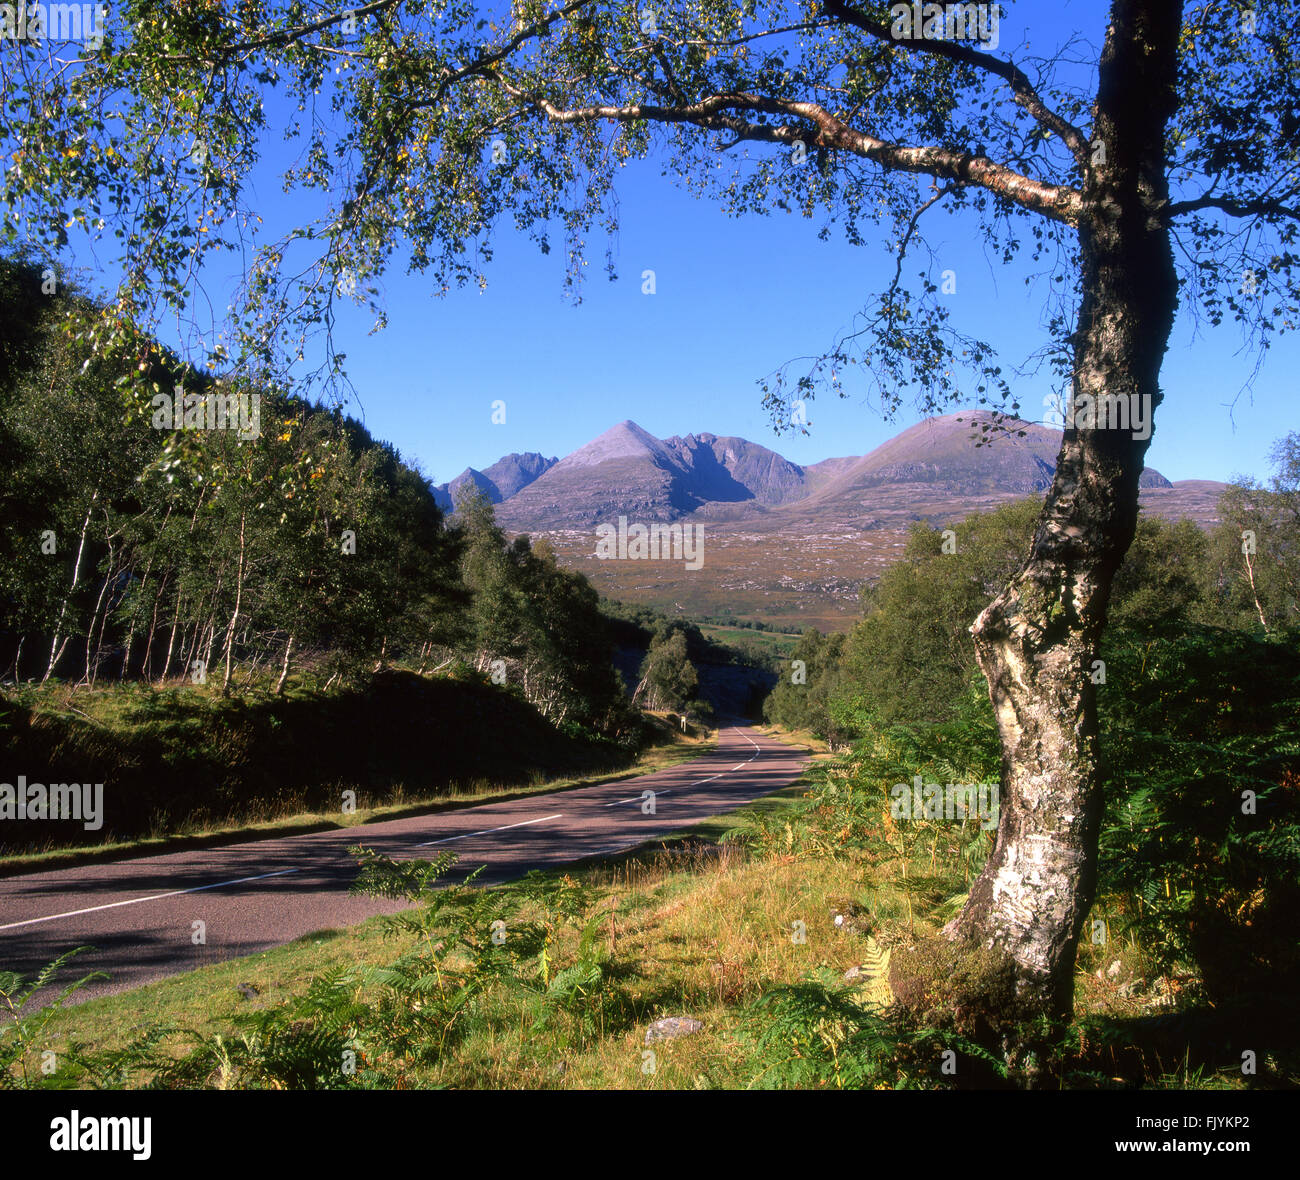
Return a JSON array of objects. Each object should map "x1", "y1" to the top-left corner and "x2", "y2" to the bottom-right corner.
[
  {"x1": 11, "y1": 776, "x2": 824, "y2": 1089},
  {"x1": 747, "y1": 722, "x2": 830, "y2": 753}
]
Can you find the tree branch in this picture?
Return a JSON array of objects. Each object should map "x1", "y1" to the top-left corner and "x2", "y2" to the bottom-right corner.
[
  {"x1": 498, "y1": 82, "x2": 1083, "y2": 225},
  {"x1": 821, "y1": 0, "x2": 1090, "y2": 169},
  {"x1": 887, "y1": 183, "x2": 958, "y2": 295},
  {"x1": 1165, "y1": 193, "x2": 1300, "y2": 224},
  {"x1": 426, "y1": 0, "x2": 595, "y2": 106},
  {"x1": 142, "y1": 0, "x2": 406, "y2": 63}
]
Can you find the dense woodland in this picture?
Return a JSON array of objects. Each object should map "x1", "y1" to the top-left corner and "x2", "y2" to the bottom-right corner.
[
  {"x1": 0, "y1": 256, "x2": 643, "y2": 737},
  {"x1": 764, "y1": 471, "x2": 1300, "y2": 741}
]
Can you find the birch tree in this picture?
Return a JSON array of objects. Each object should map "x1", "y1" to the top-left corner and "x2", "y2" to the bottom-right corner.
[{"x1": 5, "y1": 0, "x2": 1298, "y2": 1026}]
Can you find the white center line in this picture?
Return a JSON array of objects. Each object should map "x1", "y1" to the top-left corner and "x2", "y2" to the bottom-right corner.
[
  {"x1": 602, "y1": 730, "x2": 760, "y2": 807},
  {"x1": 0, "y1": 868, "x2": 302, "y2": 932},
  {"x1": 0, "y1": 729, "x2": 786, "y2": 939},
  {"x1": 416, "y1": 813, "x2": 563, "y2": 847},
  {"x1": 603, "y1": 789, "x2": 676, "y2": 808}
]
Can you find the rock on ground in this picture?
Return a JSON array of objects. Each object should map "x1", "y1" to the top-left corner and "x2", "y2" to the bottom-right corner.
[{"x1": 645, "y1": 1017, "x2": 704, "y2": 1045}]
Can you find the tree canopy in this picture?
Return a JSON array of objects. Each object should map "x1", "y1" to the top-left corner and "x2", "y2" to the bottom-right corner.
[{"x1": 2, "y1": 2, "x2": 1296, "y2": 418}]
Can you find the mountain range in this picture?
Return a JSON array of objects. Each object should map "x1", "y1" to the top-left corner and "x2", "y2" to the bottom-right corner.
[
  {"x1": 437, "y1": 413, "x2": 1193, "y2": 529},
  {"x1": 432, "y1": 451, "x2": 559, "y2": 512},
  {"x1": 433, "y1": 411, "x2": 1226, "y2": 629}
]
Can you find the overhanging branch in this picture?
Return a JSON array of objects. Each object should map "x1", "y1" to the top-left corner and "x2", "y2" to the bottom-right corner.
[
  {"x1": 498, "y1": 82, "x2": 1083, "y2": 225},
  {"x1": 822, "y1": 0, "x2": 1091, "y2": 169},
  {"x1": 1165, "y1": 193, "x2": 1300, "y2": 224}
]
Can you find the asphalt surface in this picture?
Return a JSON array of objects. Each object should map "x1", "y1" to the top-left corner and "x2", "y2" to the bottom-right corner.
[{"x1": 0, "y1": 722, "x2": 808, "y2": 1006}]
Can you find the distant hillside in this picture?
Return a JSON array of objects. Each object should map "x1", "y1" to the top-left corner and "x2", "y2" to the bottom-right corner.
[
  {"x1": 434, "y1": 451, "x2": 557, "y2": 510},
  {"x1": 779, "y1": 413, "x2": 1173, "y2": 530},
  {"x1": 485, "y1": 412, "x2": 1177, "y2": 531},
  {"x1": 666, "y1": 432, "x2": 809, "y2": 505},
  {"x1": 444, "y1": 411, "x2": 1224, "y2": 631},
  {"x1": 833, "y1": 414, "x2": 1062, "y2": 492},
  {"x1": 829, "y1": 413, "x2": 1171, "y2": 493},
  {"x1": 1133, "y1": 479, "x2": 1229, "y2": 527},
  {"x1": 496, "y1": 421, "x2": 808, "y2": 529},
  {"x1": 497, "y1": 422, "x2": 686, "y2": 527}
]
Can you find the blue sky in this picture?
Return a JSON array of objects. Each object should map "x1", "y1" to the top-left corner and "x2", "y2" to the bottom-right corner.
[
  {"x1": 275, "y1": 0, "x2": 1297, "y2": 490},
  {"x1": 66, "y1": 1, "x2": 1299, "y2": 488},
  {"x1": 329, "y1": 156, "x2": 1296, "y2": 489}
]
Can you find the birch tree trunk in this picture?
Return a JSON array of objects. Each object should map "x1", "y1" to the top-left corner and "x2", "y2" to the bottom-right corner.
[
  {"x1": 122, "y1": 505, "x2": 171, "y2": 680},
  {"x1": 43, "y1": 487, "x2": 98, "y2": 683},
  {"x1": 943, "y1": 1, "x2": 1182, "y2": 1023},
  {"x1": 85, "y1": 546, "x2": 120, "y2": 687},
  {"x1": 160, "y1": 594, "x2": 182, "y2": 683},
  {"x1": 275, "y1": 633, "x2": 295, "y2": 696},
  {"x1": 141, "y1": 575, "x2": 169, "y2": 680},
  {"x1": 222, "y1": 509, "x2": 247, "y2": 695}
]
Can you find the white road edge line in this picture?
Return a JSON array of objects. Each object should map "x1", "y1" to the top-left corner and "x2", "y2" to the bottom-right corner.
[
  {"x1": 416, "y1": 813, "x2": 563, "y2": 847},
  {"x1": 0, "y1": 868, "x2": 302, "y2": 932}
]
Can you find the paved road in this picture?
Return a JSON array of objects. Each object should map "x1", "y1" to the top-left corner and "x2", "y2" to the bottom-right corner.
[{"x1": 0, "y1": 723, "x2": 808, "y2": 1005}]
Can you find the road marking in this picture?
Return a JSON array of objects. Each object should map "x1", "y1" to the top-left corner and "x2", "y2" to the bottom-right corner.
[
  {"x1": 603, "y1": 727, "x2": 764, "y2": 806},
  {"x1": 416, "y1": 813, "x2": 563, "y2": 847},
  {"x1": 574, "y1": 843, "x2": 642, "y2": 860},
  {"x1": 1, "y1": 729, "x2": 780, "y2": 931},
  {"x1": 0, "y1": 868, "x2": 302, "y2": 932},
  {"x1": 603, "y1": 789, "x2": 676, "y2": 808}
]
